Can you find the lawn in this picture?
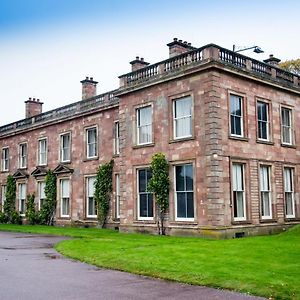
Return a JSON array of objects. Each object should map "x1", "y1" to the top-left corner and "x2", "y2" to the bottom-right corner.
[{"x1": 0, "y1": 224, "x2": 299, "y2": 299}]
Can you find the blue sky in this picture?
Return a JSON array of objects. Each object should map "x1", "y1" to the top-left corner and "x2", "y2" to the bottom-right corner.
[{"x1": 0, "y1": 0, "x2": 299, "y2": 125}]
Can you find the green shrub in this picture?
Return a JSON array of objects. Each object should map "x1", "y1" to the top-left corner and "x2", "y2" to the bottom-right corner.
[
  {"x1": 3, "y1": 175, "x2": 16, "y2": 223},
  {"x1": 0, "y1": 212, "x2": 8, "y2": 224},
  {"x1": 39, "y1": 170, "x2": 57, "y2": 225},
  {"x1": 25, "y1": 194, "x2": 39, "y2": 225},
  {"x1": 11, "y1": 211, "x2": 22, "y2": 225},
  {"x1": 94, "y1": 160, "x2": 114, "y2": 228}
]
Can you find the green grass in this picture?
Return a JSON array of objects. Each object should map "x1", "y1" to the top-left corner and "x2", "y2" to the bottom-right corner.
[{"x1": 0, "y1": 224, "x2": 299, "y2": 299}]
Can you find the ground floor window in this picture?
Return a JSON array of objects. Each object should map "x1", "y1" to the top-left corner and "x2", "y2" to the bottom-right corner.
[
  {"x1": 18, "y1": 183, "x2": 26, "y2": 216},
  {"x1": 175, "y1": 164, "x2": 194, "y2": 221},
  {"x1": 284, "y1": 167, "x2": 295, "y2": 218},
  {"x1": 232, "y1": 163, "x2": 246, "y2": 221},
  {"x1": 86, "y1": 177, "x2": 97, "y2": 218},
  {"x1": 137, "y1": 168, "x2": 153, "y2": 220},
  {"x1": 38, "y1": 181, "x2": 46, "y2": 210},
  {"x1": 260, "y1": 165, "x2": 272, "y2": 219},
  {"x1": 60, "y1": 179, "x2": 70, "y2": 217}
]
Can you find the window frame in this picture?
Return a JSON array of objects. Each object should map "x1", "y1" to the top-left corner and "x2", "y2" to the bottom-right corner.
[
  {"x1": 256, "y1": 100, "x2": 270, "y2": 142},
  {"x1": 18, "y1": 142, "x2": 28, "y2": 169},
  {"x1": 60, "y1": 178, "x2": 70, "y2": 217},
  {"x1": 232, "y1": 162, "x2": 247, "y2": 221},
  {"x1": 259, "y1": 165, "x2": 272, "y2": 220},
  {"x1": 174, "y1": 163, "x2": 195, "y2": 222},
  {"x1": 136, "y1": 105, "x2": 153, "y2": 146},
  {"x1": 115, "y1": 174, "x2": 120, "y2": 219},
  {"x1": 59, "y1": 132, "x2": 71, "y2": 163},
  {"x1": 85, "y1": 126, "x2": 98, "y2": 159},
  {"x1": 1, "y1": 147, "x2": 9, "y2": 172},
  {"x1": 114, "y1": 121, "x2": 120, "y2": 155},
  {"x1": 229, "y1": 94, "x2": 244, "y2": 138},
  {"x1": 283, "y1": 167, "x2": 296, "y2": 218},
  {"x1": 173, "y1": 96, "x2": 193, "y2": 140},
  {"x1": 38, "y1": 138, "x2": 48, "y2": 166},
  {"x1": 281, "y1": 106, "x2": 294, "y2": 146},
  {"x1": 1, "y1": 185, "x2": 6, "y2": 212},
  {"x1": 18, "y1": 182, "x2": 26, "y2": 216},
  {"x1": 137, "y1": 168, "x2": 154, "y2": 221},
  {"x1": 86, "y1": 176, "x2": 97, "y2": 218}
]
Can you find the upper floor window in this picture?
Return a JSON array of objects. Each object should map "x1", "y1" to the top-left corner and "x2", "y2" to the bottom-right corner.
[
  {"x1": 18, "y1": 183, "x2": 26, "y2": 216},
  {"x1": 38, "y1": 181, "x2": 46, "y2": 210},
  {"x1": 281, "y1": 107, "x2": 293, "y2": 145},
  {"x1": 230, "y1": 95, "x2": 244, "y2": 137},
  {"x1": 175, "y1": 164, "x2": 194, "y2": 221},
  {"x1": 1, "y1": 147, "x2": 9, "y2": 171},
  {"x1": 257, "y1": 101, "x2": 270, "y2": 141},
  {"x1": 86, "y1": 127, "x2": 98, "y2": 158},
  {"x1": 232, "y1": 163, "x2": 246, "y2": 221},
  {"x1": 114, "y1": 121, "x2": 120, "y2": 155},
  {"x1": 86, "y1": 176, "x2": 97, "y2": 218},
  {"x1": 60, "y1": 178, "x2": 70, "y2": 217},
  {"x1": 137, "y1": 168, "x2": 153, "y2": 220},
  {"x1": 173, "y1": 96, "x2": 192, "y2": 139},
  {"x1": 284, "y1": 167, "x2": 295, "y2": 218},
  {"x1": 38, "y1": 138, "x2": 47, "y2": 166},
  {"x1": 19, "y1": 143, "x2": 27, "y2": 169},
  {"x1": 259, "y1": 165, "x2": 272, "y2": 219},
  {"x1": 137, "y1": 106, "x2": 152, "y2": 145},
  {"x1": 60, "y1": 133, "x2": 71, "y2": 162}
]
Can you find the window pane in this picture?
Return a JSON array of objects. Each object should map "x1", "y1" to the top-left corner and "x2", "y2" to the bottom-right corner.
[
  {"x1": 177, "y1": 192, "x2": 186, "y2": 218},
  {"x1": 233, "y1": 164, "x2": 243, "y2": 191},
  {"x1": 61, "y1": 180, "x2": 69, "y2": 198},
  {"x1": 185, "y1": 165, "x2": 193, "y2": 191},
  {"x1": 175, "y1": 97, "x2": 191, "y2": 118},
  {"x1": 138, "y1": 169, "x2": 146, "y2": 192},
  {"x1": 176, "y1": 166, "x2": 184, "y2": 191},
  {"x1": 285, "y1": 193, "x2": 293, "y2": 216},
  {"x1": 187, "y1": 192, "x2": 194, "y2": 218},
  {"x1": 62, "y1": 198, "x2": 69, "y2": 215},
  {"x1": 139, "y1": 194, "x2": 148, "y2": 217},
  {"x1": 261, "y1": 192, "x2": 271, "y2": 217},
  {"x1": 234, "y1": 191, "x2": 244, "y2": 218}
]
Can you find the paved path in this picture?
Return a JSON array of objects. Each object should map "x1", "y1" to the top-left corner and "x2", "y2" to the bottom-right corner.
[{"x1": 0, "y1": 231, "x2": 264, "y2": 300}]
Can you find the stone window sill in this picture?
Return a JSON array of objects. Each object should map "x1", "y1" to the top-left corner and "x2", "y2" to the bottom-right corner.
[
  {"x1": 229, "y1": 136, "x2": 249, "y2": 142},
  {"x1": 132, "y1": 143, "x2": 155, "y2": 149}
]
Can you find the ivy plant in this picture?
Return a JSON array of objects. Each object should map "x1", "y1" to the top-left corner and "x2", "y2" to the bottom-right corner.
[
  {"x1": 94, "y1": 160, "x2": 114, "y2": 228},
  {"x1": 147, "y1": 153, "x2": 170, "y2": 235},
  {"x1": 39, "y1": 170, "x2": 57, "y2": 226},
  {"x1": 25, "y1": 193, "x2": 39, "y2": 225},
  {"x1": 3, "y1": 175, "x2": 17, "y2": 224}
]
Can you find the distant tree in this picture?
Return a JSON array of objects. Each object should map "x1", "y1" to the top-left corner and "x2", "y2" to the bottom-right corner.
[
  {"x1": 39, "y1": 170, "x2": 57, "y2": 225},
  {"x1": 3, "y1": 175, "x2": 16, "y2": 223},
  {"x1": 147, "y1": 153, "x2": 170, "y2": 235},
  {"x1": 94, "y1": 160, "x2": 114, "y2": 228},
  {"x1": 279, "y1": 59, "x2": 300, "y2": 75}
]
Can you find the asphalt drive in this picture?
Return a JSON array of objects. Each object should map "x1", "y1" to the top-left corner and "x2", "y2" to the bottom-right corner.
[{"x1": 0, "y1": 231, "x2": 265, "y2": 300}]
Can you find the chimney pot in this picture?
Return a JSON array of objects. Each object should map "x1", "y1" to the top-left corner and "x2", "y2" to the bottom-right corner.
[
  {"x1": 174, "y1": 38, "x2": 178, "y2": 42},
  {"x1": 136, "y1": 56, "x2": 139, "y2": 60},
  {"x1": 29, "y1": 97, "x2": 32, "y2": 101},
  {"x1": 179, "y1": 39, "x2": 182, "y2": 43},
  {"x1": 90, "y1": 77, "x2": 93, "y2": 81},
  {"x1": 86, "y1": 76, "x2": 88, "y2": 80},
  {"x1": 184, "y1": 41, "x2": 187, "y2": 44}
]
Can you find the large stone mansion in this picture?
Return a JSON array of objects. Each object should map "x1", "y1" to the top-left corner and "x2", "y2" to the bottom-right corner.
[{"x1": 1, "y1": 39, "x2": 299, "y2": 238}]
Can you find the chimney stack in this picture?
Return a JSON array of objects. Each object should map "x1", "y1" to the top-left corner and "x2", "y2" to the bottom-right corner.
[
  {"x1": 25, "y1": 97, "x2": 43, "y2": 118},
  {"x1": 130, "y1": 56, "x2": 150, "y2": 71},
  {"x1": 167, "y1": 38, "x2": 196, "y2": 58},
  {"x1": 263, "y1": 54, "x2": 281, "y2": 66},
  {"x1": 80, "y1": 77, "x2": 98, "y2": 100}
]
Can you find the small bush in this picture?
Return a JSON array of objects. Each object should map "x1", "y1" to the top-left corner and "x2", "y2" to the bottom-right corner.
[
  {"x1": 11, "y1": 211, "x2": 22, "y2": 225},
  {"x1": 0, "y1": 212, "x2": 8, "y2": 224}
]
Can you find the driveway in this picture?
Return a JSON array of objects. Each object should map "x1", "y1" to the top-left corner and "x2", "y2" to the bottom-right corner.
[{"x1": 0, "y1": 231, "x2": 264, "y2": 300}]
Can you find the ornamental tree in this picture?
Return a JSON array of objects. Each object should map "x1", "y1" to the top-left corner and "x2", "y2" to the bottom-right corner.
[
  {"x1": 94, "y1": 160, "x2": 114, "y2": 228},
  {"x1": 147, "y1": 153, "x2": 170, "y2": 235},
  {"x1": 25, "y1": 194, "x2": 39, "y2": 225}
]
